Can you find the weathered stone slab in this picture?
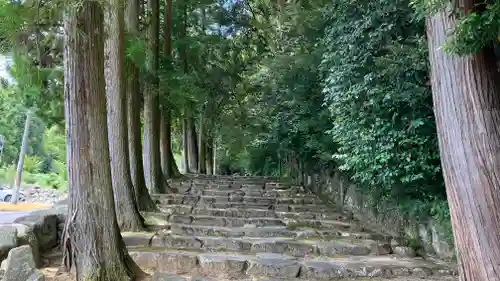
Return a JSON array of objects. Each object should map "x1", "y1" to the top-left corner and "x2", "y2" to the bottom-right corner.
[
  {"x1": 307, "y1": 255, "x2": 453, "y2": 278},
  {"x1": 169, "y1": 224, "x2": 293, "y2": 238},
  {"x1": 170, "y1": 215, "x2": 194, "y2": 224},
  {"x1": 11, "y1": 223, "x2": 41, "y2": 267},
  {"x1": 393, "y1": 246, "x2": 417, "y2": 257},
  {"x1": 242, "y1": 227, "x2": 295, "y2": 238},
  {"x1": 159, "y1": 205, "x2": 193, "y2": 215},
  {"x1": 300, "y1": 260, "x2": 347, "y2": 280},
  {"x1": 198, "y1": 253, "x2": 249, "y2": 277},
  {"x1": 14, "y1": 211, "x2": 58, "y2": 252},
  {"x1": 201, "y1": 237, "x2": 251, "y2": 251},
  {"x1": 210, "y1": 203, "x2": 272, "y2": 210},
  {"x1": 155, "y1": 235, "x2": 202, "y2": 249},
  {"x1": 247, "y1": 253, "x2": 301, "y2": 278},
  {"x1": 169, "y1": 224, "x2": 242, "y2": 237},
  {"x1": 276, "y1": 212, "x2": 317, "y2": 220},
  {"x1": 122, "y1": 232, "x2": 155, "y2": 247},
  {"x1": 26, "y1": 270, "x2": 45, "y2": 281},
  {"x1": 287, "y1": 205, "x2": 334, "y2": 213},
  {"x1": 0, "y1": 225, "x2": 18, "y2": 260},
  {"x1": 151, "y1": 273, "x2": 186, "y2": 281},
  {"x1": 143, "y1": 212, "x2": 170, "y2": 227},
  {"x1": 0, "y1": 245, "x2": 38, "y2": 281},
  {"x1": 317, "y1": 241, "x2": 372, "y2": 256},
  {"x1": 190, "y1": 276, "x2": 217, "y2": 281},
  {"x1": 249, "y1": 238, "x2": 316, "y2": 257},
  {"x1": 130, "y1": 250, "x2": 198, "y2": 273},
  {"x1": 278, "y1": 211, "x2": 348, "y2": 222},
  {"x1": 285, "y1": 219, "x2": 354, "y2": 230},
  {"x1": 364, "y1": 240, "x2": 392, "y2": 255},
  {"x1": 191, "y1": 216, "x2": 227, "y2": 226},
  {"x1": 302, "y1": 258, "x2": 428, "y2": 279},
  {"x1": 317, "y1": 220, "x2": 360, "y2": 230},
  {"x1": 192, "y1": 208, "x2": 274, "y2": 218}
]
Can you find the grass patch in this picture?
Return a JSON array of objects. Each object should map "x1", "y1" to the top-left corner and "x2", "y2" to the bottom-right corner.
[{"x1": 0, "y1": 202, "x2": 49, "y2": 211}]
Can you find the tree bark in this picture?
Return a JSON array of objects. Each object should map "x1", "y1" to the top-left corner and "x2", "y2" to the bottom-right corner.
[
  {"x1": 427, "y1": 9, "x2": 500, "y2": 281},
  {"x1": 160, "y1": 114, "x2": 174, "y2": 177},
  {"x1": 62, "y1": 2, "x2": 143, "y2": 279},
  {"x1": 125, "y1": 0, "x2": 157, "y2": 212},
  {"x1": 143, "y1": 0, "x2": 166, "y2": 193},
  {"x1": 169, "y1": 145, "x2": 181, "y2": 176},
  {"x1": 159, "y1": 0, "x2": 180, "y2": 179},
  {"x1": 206, "y1": 138, "x2": 213, "y2": 175},
  {"x1": 182, "y1": 116, "x2": 190, "y2": 173},
  {"x1": 212, "y1": 138, "x2": 217, "y2": 175},
  {"x1": 187, "y1": 115, "x2": 198, "y2": 172},
  {"x1": 104, "y1": 0, "x2": 145, "y2": 231},
  {"x1": 198, "y1": 111, "x2": 206, "y2": 174}
]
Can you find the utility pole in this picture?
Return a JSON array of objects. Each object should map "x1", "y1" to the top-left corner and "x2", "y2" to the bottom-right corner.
[{"x1": 12, "y1": 109, "x2": 31, "y2": 204}]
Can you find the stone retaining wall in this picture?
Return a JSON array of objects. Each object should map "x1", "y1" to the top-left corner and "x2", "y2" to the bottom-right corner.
[
  {"x1": 0, "y1": 203, "x2": 67, "y2": 281},
  {"x1": 305, "y1": 169, "x2": 454, "y2": 260}
]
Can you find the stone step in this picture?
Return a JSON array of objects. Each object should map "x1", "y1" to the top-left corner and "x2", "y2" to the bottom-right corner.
[
  {"x1": 152, "y1": 194, "x2": 322, "y2": 206},
  {"x1": 158, "y1": 202, "x2": 333, "y2": 212},
  {"x1": 128, "y1": 249, "x2": 456, "y2": 280},
  {"x1": 146, "y1": 222, "x2": 377, "y2": 239},
  {"x1": 169, "y1": 183, "x2": 299, "y2": 192},
  {"x1": 143, "y1": 213, "x2": 382, "y2": 240},
  {"x1": 158, "y1": 205, "x2": 347, "y2": 221},
  {"x1": 145, "y1": 211, "x2": 358, "y2": 230},
  {"x1": 148, "y1": 273, "x2": 458, "y2": 281},
  {"x1": 122, "y1": 232, "x2": 392, "y2": 258},
  {"x1": 189, "y1": 182, "x2": 266, "y2": 189},
  {"x1": 198, "y1": 189, "x2": 313, "y2": 198},
  {"x1": 168, "y1": 215, "x2": 286, "y2": 227},
  {"x1": 277, "y1": 211, "x2": 348, "y2": 221},
  {"x1": 170, "y1": 186, "x2": 307, "y2": 197}
]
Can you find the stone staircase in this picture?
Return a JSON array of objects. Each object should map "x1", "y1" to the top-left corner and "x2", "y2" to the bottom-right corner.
[{"x1": 46, "y1": 175, "x2": 457, "y2": 281}]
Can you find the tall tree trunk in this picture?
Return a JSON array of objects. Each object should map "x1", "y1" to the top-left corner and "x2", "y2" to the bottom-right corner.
[
  {"x1": 179, "y1": 2, "x2": 196, "y2": 174},
  {"x1": 187, "y1": 116, "x2": 198, "y2": 172},
  {"x1": 212, "y1": 138, "x2": 216, "y2": 175},
  {"x1": 182, "y1": 117, "x2": 190, "y2": 173},
  {"x1": 159, "y1": 0, "x2": 180, "y2": 179},
  {"x1": 104, "y1": 0, "x2": 145, "y2": 231},
  {"x1": 427, "y1": 9, "x2": 500, "y2": 281},
  {"x1": 169, "y1": 144, "x2": 181, "y2": 176},
  {"x1": 125, "y1": 0, "x2": 157, "y2": 212},
  {"x1": 160, "y1": 116, "x2": 172, "y2": 177},
  {"x1": 143, "y1": 0, "x2": 165, "y2": 193},
  {"x1": 198, "y1": 111, "x2": 206, "y2": 174},
  {"x1": 206, "y1": 139, "x2": 213, "y2": 175},
  {"x1": 62, "y1": 2, "x2": 143, "y2": 279}
]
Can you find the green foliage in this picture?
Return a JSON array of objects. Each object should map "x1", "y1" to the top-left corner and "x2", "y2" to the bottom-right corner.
[
  {"x1": 0, "y1": 87, "x2": 46, "y2": 165},
  {"x1": 321, "y1": 0, "x2": 445, "y2": 205},
  {"x1": 23, "y1": 155, "x2": 42, "y2": 173},
  {"x1": 412, "y1": 0, "x2": 500, "y2": 55},
  {"x1": 443, "y1": 7, "x2": 500, "y2": 55},
  {"x1": 0, "y1": 165, "x2": 15, "y2": 185},
  {"x1": 429, "y1": 200, "x2": 454, "y2": 244}
]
